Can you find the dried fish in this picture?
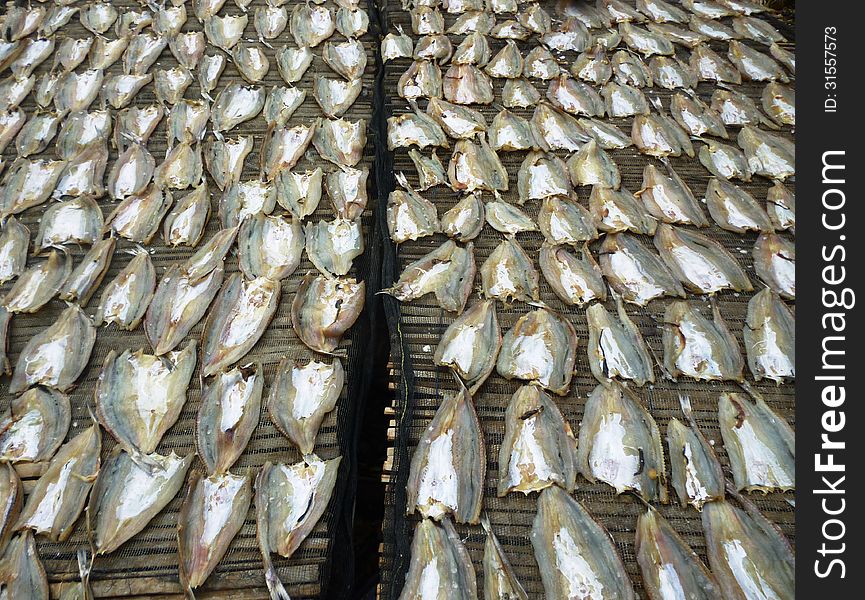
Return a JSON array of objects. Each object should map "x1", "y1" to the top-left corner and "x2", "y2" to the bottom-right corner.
[
  {"x1": 450, "y1": 11, "x2": 495, "y2": 35},
  {"x1": 620, "y1": 21, "x2": 675, "y2": 56},
  {"x1": 433, "y1": 300, "x2": 498, "y2": 394},
  {"x1": 115, "y1": 105, "x2": 162, "y2": 150},
  {"x1": 670, "y1": 92, "x2": 728, "y2": 138},
  {"x1": 762, "y1": 81, "x2": 794, "y2": 126},
  {"x1": 480, "y1": 516, "x2": 527, "y2": 599},
  {"x1": 587, "y1": 299, "x2": 654, "y2": 386},
  {"x1": 655, "y1": 223, "x2": 752, "y2": 294},
  {"x1": 153, "y1": 141, "x2": 203, "y2": 191},
  {"x1": 95, "y1": 250, "x2": 156, "y2": 331},
  {"x1": 204, "y1": 13, "x2": 247, "y2": 52},
  {"x1": 204, "y1": 135, "x2": 253, "y2": 191},
  {"x1": 277, "y1": 168, "x2": 323, "y2": 220},
  {"x1": 88, "y1": 35, "x2": 128, "y2": 70},
  {"x1": 102, "y1": 73, "x2": 152, "y2": 109},
  {"x1": 178, "y1": 472, "x2": 253, "y2": 594},
  {"x1": 382, "y1": 26, "x2": 413, "y2": 62},
  {"x1": 637, "y1": 0, "x2": 689, "y2": 23},
  {"x1": 532, "y1": 101, "x2": 590, "y2": 152},
  {"x1": 306, "y1": 217, "x2": 364, "y2": 277},
  {"x1": 612, "y1": 50, "x2": 654, "y2": 87},
  {"x1": 542, "y1": 17, "x2": 592, "y2": 52},
  {"x1": 169, "y1": 32, "x2": 205, "y2": 70},
  {"x1": 313, "y1": 117, "x2": 366, "y2": 166},
  {"x1": 578, "y1": 117, "x2": 632, "y2": 150},
  {"x1": 154, "y1": 67, "x2": 194, "y2": 106},
  {"x1": 398, "y1": 518, "x2": 476, "y2": 600},
  {"x1": 524, "y1": 46, "x2": 560, "y2": 80},
  {"x1": 211, "y1": 83, "x2": 265, "y2": 137},
  {"x1": 41, "y1": 5, "x2": 79, "y2": 38},
  {"x1": 766, "y1": 180, "x2": 795, "y2": 232},
  {"x1": 486, "y1": 201, "x2": 538, "y2": 235},
  {"x1": 705, "y1": 177, "x2": 773, "y2": 233},
  {"x1": 96, "y1": 342, "x2": 196, "y2": 459},
  {"x1": 276, "y1": 45, "x2": 313, "y2": 85},
  {"x1": 387, "y1": 176, "x2": 440, "y2": 244},
  {"x1": 15, "y1": 111, "x2": 61, "y2": 158},
  {"x1": 219, "y1": 180, "x2": 276, "y2": 228},
  {"x1": 0, "y1": 387, "x2": 70, "y2": 465},
  {"x1": 104, "y1": 186, "x2": 173, "y2": 244},
  {"x1": 649, "y1": 55, "x2": 699, "y2": 89},
  {"x1": 590, "y1": 186, "x2": 658, "y2": 235},
  {"x1": 164, "y1": 183, "x2": 211, "y2": 248},
  {"x1": 184, "y1": 228, "x2": 238, "y2": 284},
  {"x1": 441, "y1": 193, "x2": 484, "y2": 242},
  {"x1": 292, "y1": 273, "x2": 365, "y2": 353},
  {"x1": 9, "y1": 38, "x2": 55, "y2": 79},
  {"x1": 0, "y1": 217, "x2": 28, "y2": 285},
  {"x1": 54, "y1": 37, "x2": 93, "y2": 73},
  {"x1": 548, "y1": 74, "x2": 606, "y2": 119},
  {"x1": 107, "y1": 143, "x2": 155, "y2": 201},
  {"x1": 15, "y1": 423, "x2": 100, "y2": 541},
  {"x1": 313, "y1": 76, "x2": 362, "y2": 118},
  {"x1": 255, "y1": 4, "x2": 288, "y2": 43},
  {"x1": 481, "y1": 236, "x2": 540, "y2": 303},
  {"x1": 263, "y1": 86, "x2": 306, "y2": 130},
  {"x1": 198, "y1": 53, "x2": 227, "y2": 100},
  {"x1": 667, "y1": 395, "x2": 725, "y2": 509},
  {"x1": 0, "y1": 462, "x2": 20, "y2": 550},
  {"x1": 538, "y1": 195, "x2": 598, "y2": 246},
  {"x1": 54, "y1": 143, "x2": 108, "y2": 199},
  {"x1": 636, "y1": 162, "x2": 709, "y2": 226},
  {"x1": 662, "y1": 300, "x2": 744, "y2": 381},
  {"x1": 115, "y1": 10, "x2": 153, "y2": 37},
  {"x1": 532, "y1": 486, "x2": 635, "y2": 600},
  {"x1": 323, "y1": 39, "x2": 367, "y2": 81},
  {"x1": 58, "y1": 237, "x2": 116, "y2": 307},
  {"x1": 753, "y1": 233, "x2": 795, "y2": 300},
  {"x1": 427, "y1": 97, "x2": 486, "y2": 139},
  {"x1": 719, "y1": 392, "x2": 795, "y2": 492},
  {"x1": 737, "y1": 125, "x2": 794, "y2": 181},
  {"x1": 568, "y1": 140, "x2": 621, "y2": 189},
  {"x1": 691, "y1": 44, "x2": 742, "y2": 84},
  {"x1": 145, "y1": 264, "x2": 223, "y2": 355},
  {"x1": 572, "y1": 43, "x2": 614, "y2": 86},
  {"x1": 444, "y1": 64, "x2": 494, "y2": 105},
  {"x1": 290, "y1": 4, "x2": 335, "y2": 47},
  {"x1": 448, "y1": 135, "x2": 508, "y2": 193},
  {"x1": 491, "y1": 20, "x2": 531, "y2": 41},
  {"x1": 268, "y1": 358, "x2": 343, "y2": 455},
  {"x1": 122, "y1": 31, "x2": 166, "y2": 76},
  {"x1": 3, "y1": 250, "x2": 72, "y2": 315},
  {"x1": 485, "y1": 40, "x2": 523, "y2": 79},
  {"x1": 599, "y1": 232, "x2": 685, "y2": 305},
  {"x1": 384, "y1": 240, "x2": 474, "y2": 313},
  {"x1": 540, "y1": 244, "x2": 607, "y2": 307},
  {"x1": 398, "y1": 59, "x2": 443, "y2": 100},
  {"x1": 517, "y1": 151, "x2": 571, "y2": 204},
  {"x1": 497, "y1": 307, "x2": 578, "y2": 396},
  {"x1": 489, "y1": 108, "x2": 545, "y2": 152},
  {"x1": 729, "y1": 41, "x2": 787, "y2": 82},
  {"x1": 0, "y1": 532, "x2": 48, "y2": 599},
  {"x1": 0, "y1": 108, "x2": 24, "y2": 155},
  {"x1": 237, "y1": 213, "x2": 303, "y2": 281},
  {"x1": 407, "y1": 149, "x2": 446, "y2": 191},
  {"x1": 0, "y1": 76, "x2": 35, "y2": 112},
  {"x1": 502, "y1": 78, "x2": 541, "y2": 109},
  {"x1": 1, "y1": 158, "x2": 66, "y2": 218},
  {"x1": 699, "y1": 139, "x2": 751, "y2": 181},
  {"x1": 770, "y1": 43, "x2": 794, "y2": 74},
  {"x1": 166, "y1": 98, "x2": 208, "y2": 139},
  {"x1": 0, "y1": 306, "x2": 8, "y2": 376}
]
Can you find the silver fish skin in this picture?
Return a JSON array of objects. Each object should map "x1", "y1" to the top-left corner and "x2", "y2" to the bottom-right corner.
[
  {"x1": 197, "y1": 363, "x2": 263, "y2": 475},
  {"x1": 96, "y1": 342, "x2": 197, "y2": 459},
  {"x1": 255, "y1": 4, "x2": 288, "y2": 44},
  {"x1": 312, "y1": 117, "x2": 366, "y2": 167},
  {"x1": 441, "y1": 192, "x2": 484, "y2": 242},
  {"x1": 662, "y1": 300, "x2": 744, "y2": 382},
  {"x1": 599, "y1": 232, "x2": 686, "y2": 306},
  {"x1": 699, "y1": 139, "x2": 752, "y2": 181},
  {"x1": 568, "y1": 139, "x2": 621, "y2": 189},
  {"x1": 632, "y1": 112, "x2": 690, "y2": 158},
  {"x1": 239, "y1": 213, "x2": 304, "y2": 281},
  {"x1": 414, "y1": 34, "x2": 452, "y2": 64},
  {"x1": 0, "y1": 462, "x2": 21, "y2": 549},
  {"x1": 102, "y1": 73, "x2": 152, "y2": 109},
  {"x1": 264, "y1": 86, "x2": 305, "y2": 129},
  {"x1": 163, "y1": 182, "x2": 211, "y2": 248},
  {"x1": 532, "y1": 486, "x2": 635, "y2": 600},
  {"x1": 577, "y1": 381, "x2": 667, "y2": 500},
  {"x1": 540, "y1": 243, "x2": 607, "y2": 306},
  {"x1": 542, "y1": 16, "x2": 593, "y2": 52},
  {"x1": 636, "y1": 0, "x2": 689, "y2": 23},
  {"x1": 517, "y1": 151, "x2": 571, "y2": 204},
  {"x1": 578, "y1": 117, "x2": 632, "y2": 149},
  {"x1": 498, "y1": 384, "x2": 578, "y2": 496},
  {"x1": 600, "y1": 0, "x2": 646, "y2": 23},
  {"x1": 115, "y1": 10, "x2": 154, "y2": 37},
  {"x1": 489, "y1": 108, "x2": 547, "y2": 152},
  {"x1": 671, "y1": 92, "x2": 728, "y2": 138},
  {"x1": 200, "y1": 274, "x2": 280, "y2": 377},
  {"x1": 204, "y1": 135, "x2": 253, "y2": 191},
  {"x1": 450, "y1": 10, "x2": 495, "y2": 35},
  {"x1": 502, "y1": 78, "x2": 541, "y2": 109},
  {"x1": 198, "y1": 53, "x2": 227, "y2": 100},
  {"x1": 8, "y1": 38, "x2": 55, "y2": 79},
  {"x1": 55, "y1": 110, "x2": 112, "y2": 161},
  {"x1": 15, "y1": 423, "x2": 100, "y2": 542},
  {"x1": 268, "y1": 358, "x2": 343, "y2": 455},
  {"x1": 636, "y1": 507, "x2": 724, "y2": 600},
  {"x1": 497, "y1": 307, "x2": 578, "y2": 396},
  {"x1": 733, "y1": 16, "x2": 785, "y2": 45},
  {"x1": 58, "y1": 237, "x2": 116, "y2": 307},
  {"x1": 290, "y1": 4, "x2": 335, "y2": 47},
  {"x1": 8, "y1": 304, "x2": 95, "y2": 393},
  {"x1": 3, "y1": 249, "x2": 72, "y2": 314},
  {"x1": 667, "y1": 395, "x2": 726, "y2": 509},
  {"x1": 729, "y1": 40, "x2": 788, "y2": 82},
  {"x1": 153, "y1": 67, "x2": 194, "y2": 106},
  {"x1": 654, "y1": 223, "x2": 752, "y2": 294},
  {"x1": 649, "y1": 54, "x2": 700, "y2": 89},
  {"x1": 719, "y1": 0, "x2": 768, "y2": 15},
  {"x1": 107, "y1": 143, "x2": 155, "y2": 201},
  {"x1": 306, "y1": 217, "x2": 364, "y2": 277},
  {"x1": 705, "y1": 177, "x2": 772, "y2": 233},
  {"x1": 481, "y1": 515, "x2": 528, "y2": 600},
  {"x1": 448, "y1": 134, "x2": 508, "y2": 192},
  {"x1": 538, "y1": 195, "x2": 598, "y2": 246},
  {"x1": 170, "y1": 32, "x2": 205, "y2": 71},
  {"x1": 165, "y1": 98, "x2": 210, "y2": 144},
  {"x1": 590, "y1": 185, "x2": 659, "y2": 235},
  {"x1": 427, "y1": 97, "x2": 487, "y2": 139},
  {"x1": 80, "y1": 3, "x2": 118, "y2": 35},
  {"x1": 480, "y1": 236, "x2": 540, "y2": 304},
  {"x1": 218, "y1": 180, "x2": 276, "y2": 228},
  {"x1": 485, "y1": 40, "x2": 524, "y2": 79},
  {"x1": 689, "y1": 14, "x2": 738, "y2": 40},
  {"x1": 636, "y1": 161, "x2": 708, "y2": 226},
  {"x1": 153, "y1": 141, "x2": 203, "y2": 191},
  {"x1": 183, "y1": 229, "x2": 237, "y2": 280},
  {"x1": 384, "y1": 240, "x2": 475, "y2": 314},
  {"x1": 40, "y1": 5, "x2": 80, "y2": 37},
  {"x1": 381, "y1": 26, "x2": 413, "y2": 62},
  {"x1": 90, "y1": 448, "x2": 192, "y2": 555},
  {"x1": 211, "y1": 83, "x2": 265, "y2": 137},
  {"x1": 178, "y1": 472, "x2": 253, "y2": 593},
  {"x1": 0, "y1": 158, "x2": 66, "y2": 220},
  {"x1": 586, "y1": 298, "x2": 655, "y2": 386},
  {"x1": 612, "y1": 50, "x2": 654, "y2": 87},
  {"x1": 35, "y1": 71, "x2": 63, "y2": 109},
  {"x1": 443, "y1": 63, "x2": 494, "y2": 105},
  {"x1": 387, "y1": 175, "x2": 440, "y2": 244},
  {"x1": 276, "y1": 45, "x2": 313, "y2": 85},
  {"x1": 145, "y1": 264, "x2": 223, "y2": 355},
  {"x1": 485, "y1": 201, "x2": 537, "y2": 235},
  {"x1": 291, "y1": 273, "x2": 365, "y2": 354},
  {"x1": 4, "y1": 4, "x2": 46, "y2": 42},
  {"x1": 719, "y1": 391, "x2": 795, "y2": 492},
  {"x1": 0, "y1": 387, "x2": 71, "y2": 464},
  {"x1": 434, "y1": 299, "x2": 500, "y2": 394},
  {"x1": 53, "y1": 143, "x2": 109, "y2": 199},
  {"x1": 399, "y1": 517, "x2": 477, "y2": 600},
  {"x1": 766, "y1": 180, "x2": 795, "y2": 233},
  {"x1": 563, "y1": 1, "x2": 613, "y2": 28},
  {"x1": 571, "y1": 43, "x2": 612, "y2": 86},
  {"x1": 532, "y1": 100, "x2": 592, "y2": 152},
  {"x1": 54, "y1": 37, "x2": 94, "y2": 73},
  {"x1": 0, "y1": 108, "x2": 25, "y2": 155},
  {"x1": 602, "y1": 81, "x2": 650, "y2": 116},
  {"x1": 193, "y1": 0, "x2": 228, "y2": 22},
  {"x1": 762, "y1": 81, "x2": 795, "y2": 126},
  {"x1": 388, "y1": 106, "x2": 448, "y2": 150},
  {"x1": 753, "y1": 232, "x2": 795, "y2": 300},
  {"x1": 0, "y1": 216, "x2": 29, "y2": 284},
  {"x1": 523, "y1": 46, "x2": 561, "y2": 80},
  {"x1": 737, "y1": 125, "x2": 795, "y2": 181},
  {"x1": 122, "y1": 31, "x2": 167, "y2": 76},
  {"x1": 406, "y1": 149, "x2": 445, "y2": 189},
  {"x1": 278, "y1": 168, "x2": 324, "y2": 220},
  {"x1": 204, "y1": 14, "x2": 248, "y2": 52},
  {"x1": 406, "y1": 376, "x2": 484, "y2": 523},
  {"x1": 95, "y1": 249, "x2": 156, "y2": 331},
  {"x1": 336, "y1": 6, "x2": 368, "y2": 38},
  {"x1": 88, "y1": 35, "x2": 129, "y2": 70},
  {"x1": 452, "y1": 32, "x2": 490, "y2": 67},
  {"x1": 702, "y1": 498, "x2": 795, "y2": 600},
  {"x1": 620, "y1": 21, "x2": 675, "y2": 56},
  {"x1": 691, "y1": 44, "x2": 742, "y2": 84},
  {"x1": 770, "y1": 43, "x2": 794, "y2": 74},
  {"x1": 104, "y1": 186, "x2": 174, "y2": 244},
  {"x1": 15, "y1": 111, "x2": 62, "y2": 158},
  {"x1": 313, "y1": 76, "x2": 362, "y2": 118},
  {"x1": 233, "y1": 44, "x2": 270, "y2": 84},
  {"x1": 0, "y1": 532, "x2": 48, "y2": 599},
  {"x1": 115, "y1": 105, "x2": 163, "y2": 151}
]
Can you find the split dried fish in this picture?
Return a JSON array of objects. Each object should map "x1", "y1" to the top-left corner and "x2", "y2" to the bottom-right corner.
[
  {"x1": 268, "y1": 358, "x2": 343, "y2": 455},
  {"x1": 276, "y1": 45, "x2": 313, "y2": 86},
  {"x1": 0, "y1": 76, "x2": 35, "y2": 112},
  {"x1": 35, "y1": 194, "x2": 100, "y2": 251},
  {"x1": 492, "y1": 20, "x2": 530, "y2": 41},
  {"x1": 767, "y1": 180, "x2": 795, "y2": 232},
  {"x1": 547, "y1": 75, "x2": 606, "y2": 118},
  {"x1": 662, "y1": 300, "x2": 744, "y2": 381},
  {"x1": 154, "y1": 67, "x2": 194, "y2": 106},
  {"x1": 636, "y1": 161, "x2": 709, "y2": 226},
  {"x1": 201, "y1": 274, "x2": 280, "y2": 377},
  {"x1": 719, "y1": 391, "x2": 795, "y2": 492},
  {"x1": 444, "y1": 64, "x2": 495, "y2": 104},
  {"x1": 543, "y1": 16, "x2": 592, "y2": 52},
  {"x1": 753, "y1": 232, "x2": 795, "y2": 300},
  {"x1": 691, "y1": 44, "x2": 742, "y2": 84},
  {"x1": 524, "y1": 46, "x2": 560, "y2": 80},
  {"x1": 115, "y1": 10, "x2": 153, "y2": 37},
  {"x1": 729, "y1": 41, "x2": 788, "y2": 82},
  {"x1": 452, "y1": 32, "x2": 490, "y2": 66},
  {"x1": 291, "y1": 4, "x2": 335, "y2": 47},
  {"x1": 384, "y1": 240, "x2": 474, "y2": 313},
  {"x1": 204, "y1": 13, "x2": 247, "y2": 52},
  {"x1": 540, "y1": 243, "x2": 606, "y2": 307},
  {"x1": 3, "y1": 250, "x2": 71, "y2": 314},
  {"x1": 733, "y1": 15, "x2": 783, "y2": 44},
  {"x1": 103, "y1": 73, "x2": 152, "y2": 109},
  {"x1": 218, "y1": 180, "x2": 276, "y2": 228},
  {"x1": 770, "y1": 43, "x2": 794, "y2": 74},
  {"x1": 153, "y1": 141, "x2": 203, "y2": 190},
  {"x1": 655, "y1": 223, "x2": 752, "y2": 294},
  {"x1": 497, "y1": 307, "x2": 578, "y2": 396},
  {"x1": 448, "y1": 134, "x2": 508, "y2": 192},
  {"x1": 54, "y1": 143, "x2": 108, "y2": 199},
  {"x1": 95, "y1": 249, "x2": 156, "y2": 331},
  {"x1": 538, "y1": 195, "x2": 598, "y2": 246},
  {"x1": 568, "y1": 139, "x2": 621, "y2": 189},
  {"x1": 88, "y1": 35, "x2": 128, "y2": 70},
  {"x1": 107, "y1": 143, "x2": 155, "y2": 201},
  {"x1": 0, "y1": 532, "x2": 48, "y2": 599},
  {"x1": 599, "y1": 232, "x2": 685, "y2": 305},
  {"x1": 237, "y1": 213, "x2": 303, "y2": 281},
  {"x1": 313, "y1": 76, "x2": 362, "y2": 118},
  {"x1": 145, "y1": 264, "x2": 223, "y2": 355},
  {"x1": 382, "y1": 26, "x2": 413, "y2": 62},
  {"x1": 58, "y1": 237, "x2": 116, "y2": 307},
  {"x1": 441, "y1": 192, "x2": 484, "y2": 242},
  {"x1": 762, "y1": 81, "x2": 795, "y2": 126},
  {"x1": 212, "y1": 83, "x2": 266, "y2": 137},
  {"x1": 90, "y1": 448, "x2": 192, "y2": 555},
  {"x1": 398, "y1": 59, "x2": 443, "y2": 100},
  {"x1": 413, "y1": 33, "x2": 453, "y2": 64},
  {"x1": 590, "y1": 186, "x2": 658, "y2": 235},
  {"x1": 35, "y1": 71, "x2": 63, "y2": 109},
  {"x1": 399, "y1": 517, "x2": 477, "y2": 600},
  {"x1": 532, "y1": 486, "x2": 635, "y2": 600},
  {"x1": 0, "y1": 108, "x2": 24, "y2": 155},
  {"x1": 197, "y1": 363, "x2": 263, "y2": 474},
  {"x1": 637, "y1": 0, "x2": 688, "y2": 23},
  {"x1": 671, "y1": 92, "x2": 728, "y2": 138},
  {"x1": 306, "y1": 217, "x2": 364, "y2": 278},
  {"x1": 15, "y1": 423, "x2": 100, "y2": 541},
  {"x1": 183, "y1": 227, "x2": 237, "y2": 282},
  {"x1": 163, "y1": 183, "x2": 211, "y2": 248},
  {"x1": 115, "y1": 105, "x2": 162, "y2": 150},
  {"x1": 406, "y1": 376, "x2": 484, "y2": 523},
  {"x1": 532, "y1": 101, "x2": 591, "y2": 152},
  {"x1": 486, "y1": 200, "x2": 537, "y2": 235},
  {"x1": 15, "y1": 111, "x2": 61, "y2": 157},
  {"x1": 198, "y1": 53, "x2": 227, "y2": 100},
  {"x1": 178, "y1": 472, "x2": 253, "y2": 594},
  {"x1": 54, "y1": 37, "x2": 93, "y2": 73},
  {"x1": 0, "y1": 462, "x2": 20, "y2": 550},
  {"x1": 255, "y1": 4, "x2": 288, "y2": 43},
  {"x1": 489, "y1": 108, "x2": 546, "y2": 152},
  {"x1": 9, "y1": 38, "x2": 55, "y2": 79},
  {"x1": 517, "y1": 151, "x2": 571, "y2": 203},
  {"x1": 705, "y1": 177, "x2": 772, "y2": 233},
  {"x1": 612, "y1": 50, "x2": 654, "y2": 88},
  {"x1": 170, "y1": 31, "x2": 205, "y2": 70},
  {"x1": 636, "y1": 507, "x2": 723, "y2": 600},
  {"x1": 387, "y1": 176, "x2": 440, "y2": 244},
  {"x1": 481, "y1": 236, "x2": 540, "y2": 303},
  {"x1": 433, "y1": 299, "x2": 499, "y2": 394},
  {"x1": 0, "y1": 217, "x2": 28, "y2": 285},
  {"x1": 689, "y1": 15, "x2": 738, "y2": 41},
  {"x1": 498, "y1": 384, "x2": 577, "y2": 496},
  {"x1": 667, "y1": 395, "x2": 725, "y2": 509},
  {"x1": 122, "y1": 31, "x2": 167, "y2": 76},
  {"x1": 427, "y1": 97, "x2": 486, "y2": 139},
  {"x1": 104, "y1": 186, "x2": 173, "y2": 244},
  {"x1": 699, "y1": 139, "x2": 751, "y2": 181},
  {"x1": 481, "y1": 515, "x2": 527, "y2": 600},
  {"x1": 292, "y1": 273, "x2": 364, "y2": 354},
  {"x1": 485, "y1": 40, "x2": 523, "y2": 78},
  {"x1": 96, "y1": 342, "x2": 197, "y2": 459},
  {"x1": 278, "y1": 168, "x2": 323, "y2": 220},
  {"x1": 313, "y1": 117, "x2": 366, "y2": 166},
  {"x1": 0, "y1": 306, "x2": 8, "y2": 376},
  {"x1": 450, "y1": 11, "x2": 495, "y2": 35},
  {"x1": 578, "y1": 117, "x2": 632, "y2": 149},
  {"x1": 702, "y1": 498, "x2": 794, "y2": 599},
  {"x1": 587, "y1": 299, "x2": 654, "y2": 386},
  {"x1": 737, "y1": 125, "x2": 794, "y2": 180},
  {"x1": 502, "y1": 78, "x2": 541, "y2": 108},
  {"x1": 204, "y1": 135, "x2": 252, "y2": 191},
  {"x1": 324, "y1": 38, "x2": 367, "y2": 81},
  {"x1": 0, "y1": 387, "x2": 70, "y2": 464},
  {"x1": 649, "y1": 55, "x2": 699, "y2": 90},
  {"x1": 571, "y1": 44, "x2": 612, "y2": 86}
]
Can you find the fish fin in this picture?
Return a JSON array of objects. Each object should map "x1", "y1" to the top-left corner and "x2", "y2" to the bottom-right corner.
[{"x1": 678, "y1": 394, "x2": 693, "y2": 420}]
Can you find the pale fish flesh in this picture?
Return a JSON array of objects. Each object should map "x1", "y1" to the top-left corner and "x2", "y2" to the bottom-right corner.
[
  {"x1": 744, "y1": 288, "x2": 794, "y2": 383},
  {"x1": 662, "y1": 300, "x2": 744, "y2": 381},
  {"x1": 238, "y1": 213, "x2": 304, "y2": 281},
  {"x1": 94, "y1": 249, "x2": 156, "y2": 331},
  {"x1": 666, "y1": 394, "x2": 725, "y2": 509},
  {"x1": 291, "y1": 274, "x2": 365, "y2": 354},
  {"x1": 539, "y1": 243, "x2": 607, "y2": 306},
  {"x1": 398, "y1": 517, "x2": 477, "y2": 600},
  {"x1": 383, "y1": 240, "x2": 475, "y2": 314},
  {"x1": 599, "y1": 232, "x2": 685, "y2": 305},
  {"x1": 586, "y1": 299, "x2": 655, "y2": 386},
  {"x1": 0, "y1": 387, "x2": 70, "y2": 465}
]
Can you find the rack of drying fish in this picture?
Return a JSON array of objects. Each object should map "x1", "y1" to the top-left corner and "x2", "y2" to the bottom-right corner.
[
  {"x1": 0, "y1": 0, "x2": 377, "y2": 597},
  {"x1": 377, "y1": 0, "x2": 794, "y2": 598}
]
